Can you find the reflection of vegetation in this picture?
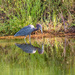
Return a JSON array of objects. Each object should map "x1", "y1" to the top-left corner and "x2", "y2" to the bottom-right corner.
[
  {"x1": 44, "y1": 37, "x2": 75, "y2": 75},
  {"x1": 0, "y1": 0, "x2": 75, "y2": 35},
  {"x1": 0, "y1": 37, "x2": 75, "y2": 75},
  {"x1": 44, "y1": 37, "x2": 75, "y2": 58}
]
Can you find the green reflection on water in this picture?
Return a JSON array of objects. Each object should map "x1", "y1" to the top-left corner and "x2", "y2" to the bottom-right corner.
[{"x1": 0, "y1": 37, "x2": 75, "y2": 75}]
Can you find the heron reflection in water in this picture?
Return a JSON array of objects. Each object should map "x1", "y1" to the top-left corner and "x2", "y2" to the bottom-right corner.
[{"x1": 15, "y1": 43, "x2": 44, "y2": 54}]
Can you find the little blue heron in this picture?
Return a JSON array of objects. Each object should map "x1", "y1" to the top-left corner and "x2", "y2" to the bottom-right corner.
[{"x1": 14, "y1": 24, "x2": 43, "y2": 42}]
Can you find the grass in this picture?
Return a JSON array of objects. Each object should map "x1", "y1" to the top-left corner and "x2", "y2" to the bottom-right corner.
[{"x1": 0, "y1": 0, "x2": 75, "y2": 36}]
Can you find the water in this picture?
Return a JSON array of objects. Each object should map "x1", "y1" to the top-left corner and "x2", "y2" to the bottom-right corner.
[{"x1": 0, "y1": 37, "x2": 75, "y2": 75}]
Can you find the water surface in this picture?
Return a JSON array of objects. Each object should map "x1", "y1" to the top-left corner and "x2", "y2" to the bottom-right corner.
[{"x1": 0, "y1": 37, "x2": 75, "y2": 75}]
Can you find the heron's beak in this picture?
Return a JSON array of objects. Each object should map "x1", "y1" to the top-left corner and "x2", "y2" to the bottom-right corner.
[{"x1": 40, "y1": 27, "x2": 43, "y2": 34}]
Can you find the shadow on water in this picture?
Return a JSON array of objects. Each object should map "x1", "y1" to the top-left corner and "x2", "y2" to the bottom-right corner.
[{"x1": 0, "y1": 37, "x2": 75, "y2": 75}]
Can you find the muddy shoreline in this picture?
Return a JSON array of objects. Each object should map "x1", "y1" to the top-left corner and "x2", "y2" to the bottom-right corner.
[{"x1": 0, "y1": 32, "x2": 75, "y2": 39}]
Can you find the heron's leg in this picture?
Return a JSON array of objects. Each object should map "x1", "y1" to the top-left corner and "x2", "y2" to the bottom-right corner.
[
  {"x1": 24, "y1": 36, "x2": 27, "y2": 43},
  {"x1": 29, "y1": 34, "x2": 31, "y2": 44}
]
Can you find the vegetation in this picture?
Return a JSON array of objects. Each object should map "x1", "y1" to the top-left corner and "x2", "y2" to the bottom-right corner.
[
  {"x1": 0, "y1": 0, "x2": 75, "y2": 36},
  {"x1": 0, "y1": 37, "x2": 75, "y2": 75}
]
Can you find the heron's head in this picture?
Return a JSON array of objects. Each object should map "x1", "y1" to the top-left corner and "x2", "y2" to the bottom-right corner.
[{"x1": 36, "y1": 24, "x2": 43, "y2": 33}]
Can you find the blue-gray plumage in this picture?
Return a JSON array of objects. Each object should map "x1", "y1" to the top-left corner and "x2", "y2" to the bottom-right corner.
[
  {"x1": 15, "y1": 43, "x2": 44, "y2": 54},
  {"x1": 14, "y1": 24, "x2": 43, "y2": 42}
]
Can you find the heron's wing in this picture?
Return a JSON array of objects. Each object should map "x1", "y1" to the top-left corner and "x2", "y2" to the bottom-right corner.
[{"x1": 14, "y1": 25, "x2": 35, "y2": 36}]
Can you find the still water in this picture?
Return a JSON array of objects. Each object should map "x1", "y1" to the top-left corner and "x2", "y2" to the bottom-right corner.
[{"x1": 0, "y1": 37, "x2": 75, "y2": 75}]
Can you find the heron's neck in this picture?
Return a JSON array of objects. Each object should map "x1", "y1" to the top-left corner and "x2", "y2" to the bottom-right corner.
[{"x1": 34, "y1": 27, "x2": 39, "y2": 31}]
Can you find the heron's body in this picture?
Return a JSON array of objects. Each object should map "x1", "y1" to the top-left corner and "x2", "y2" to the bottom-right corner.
[
  {"x1": 14, "y1": 24, "x2": 43, "y2": 42},
  {"x1": 14, "y1": 25, "x2": 35, "y2": 36}
]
